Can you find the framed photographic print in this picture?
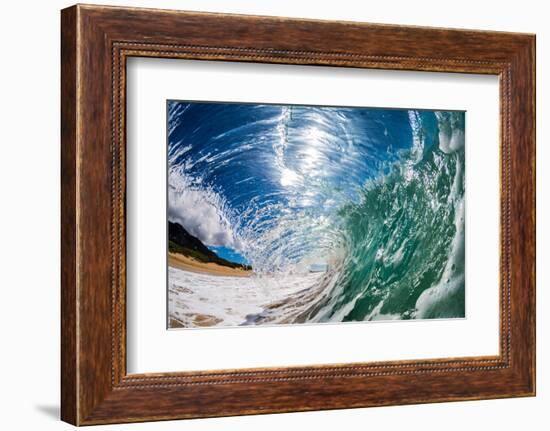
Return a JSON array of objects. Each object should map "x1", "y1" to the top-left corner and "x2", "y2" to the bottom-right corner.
[{"x1": 61, "y1": 4, "x2": 536, "y2": 425}]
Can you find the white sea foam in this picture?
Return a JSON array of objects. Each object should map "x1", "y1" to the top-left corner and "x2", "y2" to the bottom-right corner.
[
  {"x1": 168, "y1": 267, "x2": 325, "y2": 328},
  {"x1": 167, "y1": 169, "x2": 242, "y2": 250},
  {"x1": 436, "y1": 111, "x2": 465, "y2": 154},
  {"x1": 415, "y1": 195, "x2": 465, "y2": 318}
]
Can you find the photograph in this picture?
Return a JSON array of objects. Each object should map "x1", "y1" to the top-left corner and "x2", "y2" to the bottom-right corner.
[
  {"x1": 1, "y1": 0, "x2": 538, "y2": 428},
  {"x1": 167, "y1": 101, "x2": 466, "y2": 328}
]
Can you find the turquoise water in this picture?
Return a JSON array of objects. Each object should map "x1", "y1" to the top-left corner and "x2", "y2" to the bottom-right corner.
[{"x1": 311, "y1": 113, "x2": 465, "y2": 321}]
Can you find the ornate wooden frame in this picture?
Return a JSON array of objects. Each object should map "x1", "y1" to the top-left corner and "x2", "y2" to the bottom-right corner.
[{"x1": 61, "y1": 4, "x2": 536, "y2": 425}]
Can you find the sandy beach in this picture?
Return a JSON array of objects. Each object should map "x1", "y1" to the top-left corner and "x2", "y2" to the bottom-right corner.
[{"x1": 168, "y1": 252, "x2": 251, "y2": 277}]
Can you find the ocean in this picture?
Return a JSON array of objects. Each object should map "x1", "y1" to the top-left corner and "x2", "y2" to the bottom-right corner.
[{"x1": 167, "y1": 101, "x2": 465, "y2": 328}]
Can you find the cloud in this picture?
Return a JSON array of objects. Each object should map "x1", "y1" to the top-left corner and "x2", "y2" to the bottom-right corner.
[{"x1": 168, "y1": 170, "x2": 241, "y2": 250}]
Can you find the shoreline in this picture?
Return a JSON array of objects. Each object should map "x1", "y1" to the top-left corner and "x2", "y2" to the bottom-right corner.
[{"x1": 168, "y1": 252, "x2": 252, "y2": 277}]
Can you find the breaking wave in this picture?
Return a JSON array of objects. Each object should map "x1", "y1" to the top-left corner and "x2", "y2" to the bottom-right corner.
[{"x1": 168, "y1": 102, "x2": 465, "y2": 326}]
